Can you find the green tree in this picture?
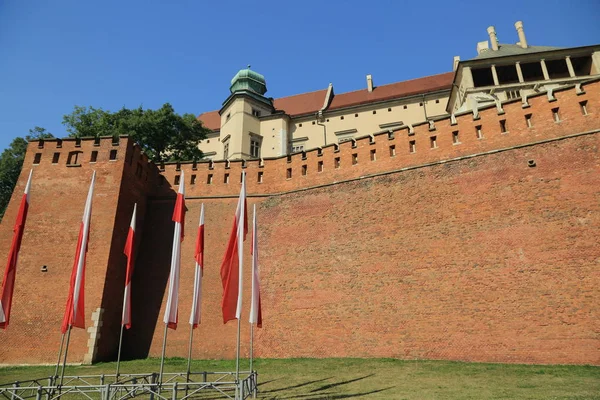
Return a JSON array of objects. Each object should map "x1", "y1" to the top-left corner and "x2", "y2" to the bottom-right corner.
[
  {"x1": 0, "y1": 127, "x2": 54, "y2": 220},
  {"x1": 63, "y1": 103, "x2": 208, "y2": 163}
]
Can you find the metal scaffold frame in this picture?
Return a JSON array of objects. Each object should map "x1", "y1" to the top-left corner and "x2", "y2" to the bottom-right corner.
[{"x1": 0, "y1": 371, "x2": 258, "y2": 400}]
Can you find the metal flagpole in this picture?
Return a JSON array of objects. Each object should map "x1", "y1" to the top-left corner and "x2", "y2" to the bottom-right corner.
[
  {"x1": 59, "y1": 326, "x2": 72, "y2": 388},
  {"x1": 115, "y1": 323, "x2": 125, "y2": 379},
  {"x1": 186, "y1": 325, "x2": 194, "y2": 381},
  {"x1": 53, "y1": 333, "x2": 65, "y2": 381},
  {"x1": 236, "y1": 316, "x2": 241, "y2": 381},
  {"x1": 249, "y1": 322, "x2": 254, "y2": 373},
  {"x1": 158, "y1": 323, "x2": 168, "y2": 385}
]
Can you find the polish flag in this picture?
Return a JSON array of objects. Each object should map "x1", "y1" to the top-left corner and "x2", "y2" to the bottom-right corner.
[
  {"x1": 249, "y1": 205, "x2": 262, "y2": 328},
  {"x1": 0, "y1": 170, "x2": 33, "y2": 329},
  {"x1": 164, "y1": 171, "x2": 185, "y2": 330},
  {"x1": 189, "y1": 203, "x2": 204, "y2": 328},
  {"x1": 61, "y1": 171, "x2": 96, "y2": 333},
  {"x1": 220, "y1": 172, "x2": 247, "y2": 324},
  {"x1": 122, "y1": 203, "x2": 137, "y2": 329}
]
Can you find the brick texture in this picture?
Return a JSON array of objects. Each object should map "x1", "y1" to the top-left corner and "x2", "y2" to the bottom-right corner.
[{"x1": 0, "y1": 81, "x2": 598, "y2": 365}]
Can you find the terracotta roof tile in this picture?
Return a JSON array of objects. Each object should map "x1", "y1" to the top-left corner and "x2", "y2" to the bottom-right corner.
[
  {"x1": 328, "y1": 72, "x2": 454, "y2": 111},
  {"x1": 197, "y1": 110, "x2": 221, "y2": 131},
  {"x1": 273, "y1": 89, "x2": 328, "y2": 117}
]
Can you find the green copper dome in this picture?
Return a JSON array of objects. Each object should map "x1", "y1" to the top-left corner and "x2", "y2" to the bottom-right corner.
[{"x1": 230, "y1": 66, "x2": 267, "y2": 95}]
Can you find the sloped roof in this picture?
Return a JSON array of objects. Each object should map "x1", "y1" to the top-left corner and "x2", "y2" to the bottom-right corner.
[
  {"x1": 197, "y1": 71, "x2": 454, "y2": 130},
  {"x1": 328, "y1": 72, "x2": 453, "y2": 111},
  {"x1": 197, "y1": 110, "x2": 221, "y2": 131},
  {"x1": 472, "y1": 44, "x2": 562, "y2": 60}
]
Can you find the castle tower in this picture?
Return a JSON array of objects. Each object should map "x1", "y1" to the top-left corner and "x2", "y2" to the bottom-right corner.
[{"x1": 218, "y1": 66, "x2": 275, "y2": 160}]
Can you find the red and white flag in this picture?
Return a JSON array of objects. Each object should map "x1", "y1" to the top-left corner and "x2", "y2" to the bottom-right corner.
[
  {"x1": 249, "y1": 205, "x2": 262, "y2": 328},
  {"x1": 61, "y1": 171, "x2": 96, "y2": 333},
  {"x1": 189, "y1": 203, "x2": 204, "y2": 328},
  {"x1": 122, "y1": 203, "x2": 137, "y2": 329},
  {"x1": 220, "y1": 172, "x2": 247, "y2": 324},
  {"x1": 164, "y1": 171, "x2": 185, "y2": 330},
  {"x1": 0, "y1": 170, "x2": 33, "y2": 329}
]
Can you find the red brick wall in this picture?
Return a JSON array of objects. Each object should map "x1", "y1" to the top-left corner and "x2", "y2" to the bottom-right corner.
[{"x1": 0, "y1": 80, "x2": 599, "y2": 365}]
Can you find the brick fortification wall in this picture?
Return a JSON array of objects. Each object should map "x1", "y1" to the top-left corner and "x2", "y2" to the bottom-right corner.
[{"x1": 0, "y1": 80, "x2": 598, "y2": 365}]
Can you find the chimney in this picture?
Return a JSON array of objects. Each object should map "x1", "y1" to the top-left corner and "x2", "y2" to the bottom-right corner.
[
  {"x1": 366, "y1": 74, "x2": 374, "y2": 92},
  {"x1": 515, "y1": 21, "x2": 528, "y2": 49},
  {"x1": 476, "y1": 41, "x2": 489, "y2": 54},
  {"x1": 453, "y1": 56, "x2": 460, "y2": 71},
  {"x1": 487, "y1": 26, "x2": 499, "y2": 51}
]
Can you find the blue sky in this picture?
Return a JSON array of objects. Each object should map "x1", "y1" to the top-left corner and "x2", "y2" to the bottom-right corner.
[{"x1": 1, "y1": 0, "x2": 599, "y2": 151}]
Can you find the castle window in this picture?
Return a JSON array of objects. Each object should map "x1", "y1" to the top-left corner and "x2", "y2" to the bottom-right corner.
[
  {"x1": 352, "y1": 153, "x2": 358, "y2": 165},
  {"x1": 370, "y1": 149, "x2": 376, "y2": 161},
  {"x1": 430, "y1": 136, "x2": 437, "y2": 149},
  {"x1": 499, "y1": 119, "x2": 508, "y2": 133},
  {"x1": 52, "y1": 152, "x2": 60, "y2": 164},
  {"x1": 496, "y1": 64, "x2": 519, "y2": 85},
  {"x1": 33, "y1": 153, "x2": 41, "y2": 164},
  {"x1": 174, "y1": 175, "x2": 180, "y2": 185},
  {"x1": 302, "y1": 165, "x2": 307, "y2": 176},
  {"x1": 223, "y1": 141, "x2": 229, "y2": 160},
  {"x1": 94, "y1": 137, "x2": 100, "y2": 147},
  {"x1": 435, "y1": 99, "x2": 440, "y2": 104},
  {"x1": 476, "y1": 125, "x2": 483, "y2": 139},
  {"x1": 552, "y1": 108, "x2": 561, "y2": 122},
  {"x1": 252, "y1": 109, "x2": 261, "y2": 117},
  {"x1": 326, "y1": 119, "x2": 329, "y2": 122},
  {"x1": 90, "y1": 151, "x2": 98, "y2": 163},
  {"x1": 56, "y1": 139, "x2": 62, "y2": 148},
  {"x1": 224, "y1": 173, "x2": 229, "y2": 184},
  {"x1": 546, "y1": 59, "x2": 570, "y2": 79},
  {"x1": 109, "y1": 149, "x2": 118, "y2": 160},
  {"x1": 318, "y1": 161, "x2": 323, "y2": 172},
  {"x1": 506, "y1": 90, "x2": 520, "y2": 100},
  {"x1": 388, "y1": 108, "x2": 392, "y2": 112},
  {"x1": 250, "y1": 137, "x2": 261, "y2": 158},
  {"x1": 403, "y1": 105, "x2": 407, "y2": 109},
  {"x1": 389, "y1": 145, "x2": 396, "y2": 157},
  {"x1": 334, "y1": 157, "x2": 340, "y2": 169},
  {"x1": 286, "y1": 168, "x2": 292, "y2": 179},
  {"x1": 355, "y1": 113, "x2": 359, "y2": 117},
  {"x1": 419, "y1": 103, "x2": 423, "y2": 107},
  {"x1": 207, "y1": 174, "x2": 213, "y2": 184},
  {"x1": 409, "y1": 140, "x2": 416, "y2": 153},
  {"x1": 175, "y1": 163, "x2": 181, "y2": 172},
  {"x1": 472, "y1": 67, "x2": 494, "y2": 87},
  {"x1": 258, "y1": 171, "x2": 263, "y2": 183},
  {"x1": 572, "y1": 56, "x2": 593, "y2": 76},
  {"x1": 372, "y1": 110, "x2": 376, "y2": 115},
  {"x1": 38, "y1": 140, "x2": 44, "y2": 149},
  {"x1": 191, "y1": 174, "x2": 196, "y2": 185},
  {"x1": 525, "y1": 114, "x2": 533, "y2": 128},
  {"x1": 340, "y1": 116, "x2": 344, "y2": 120},
  {"x1": 75, "y1": 138, "x2": 81, "y2": 148},
  {"x1": 452, "y1": 131, "x2": 460, "y2": 144},
  {"x1": 579, "y1": 101, "x2": 588, "y2": 116},
  {"x1": 240, "y1": 172, "x2": 244, "y2": 183},
  {"x1": 521, "y1": 62, "x2": 544, "y2": 82},
  {"x1": 226, "y1": 113, "x2": 230, "y2": 121},
  {"x1": 67, "y1": 151, "x2": 82, "y2": 166},
  {"x1": 299, "y1": 123, "x2": 303, "y2": 127},
  {"x1": 312, "y1": 121, "x2": 316, "y2": 125}
]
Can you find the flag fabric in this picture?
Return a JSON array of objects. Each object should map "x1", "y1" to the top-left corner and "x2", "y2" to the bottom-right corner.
[
  {"x1": 249, "y1": 205, "x2": 262, "y2": 328},
  {"x1": 189, "y1": 203, "x2": 204, "y2": 328},
  {"x1": 220, "y1": 172, "x2": 248, "y2": 324},
  {"x1": 0, "y1": 170, "x2": 33, "y2": 329},
  {"x1": 61, "y1": 171, "x2": 96, "y2": 334},
  {"x1": 122, "y1": 203, "x2": 137, "y2": 329},
  {"x1": 164, "y1": 171, "x2": 185, "y2": 330}
]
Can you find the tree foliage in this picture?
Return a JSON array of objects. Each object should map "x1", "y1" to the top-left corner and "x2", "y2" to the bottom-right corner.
[
  {"x1": 0, "y1": 127, "x2": 54, "y2": 220},
  {"x1": 63, "y1": 103, "x2": 208, "y2": 163}
]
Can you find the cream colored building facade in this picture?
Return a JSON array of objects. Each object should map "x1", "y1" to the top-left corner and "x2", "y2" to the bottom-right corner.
[{"x1": 198, "y1": 22, "x2": 600, "y2": 161}]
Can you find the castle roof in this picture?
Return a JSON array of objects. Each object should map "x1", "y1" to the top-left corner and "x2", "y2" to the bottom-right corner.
[
  {"x1": 471, "y1": 43, "x2": 562, "y2": 60},
  {"x1": 197, "y1": 71, "x2": 454, "y2": 130}
]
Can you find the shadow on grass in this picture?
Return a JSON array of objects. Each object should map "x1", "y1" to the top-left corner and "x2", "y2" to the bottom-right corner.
[
  {"x1": 262, "y1": 377, "x2": 333, "y2": 393},
  {"x1": 281, "y1": 386, "x2": 394, "y2": 399},
  {"x1": 310, "y1": 374, "x2": 374, "y2": 392}
]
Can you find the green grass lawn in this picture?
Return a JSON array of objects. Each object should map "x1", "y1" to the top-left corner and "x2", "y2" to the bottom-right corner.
[{"x1": 0, "y1": 358, "x2": 598, "y2": 399}]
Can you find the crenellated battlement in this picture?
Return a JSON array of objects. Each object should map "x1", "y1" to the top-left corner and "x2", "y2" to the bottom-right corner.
[{"x1": 157, "y1": 79, "x2": 599, "y2": 198}]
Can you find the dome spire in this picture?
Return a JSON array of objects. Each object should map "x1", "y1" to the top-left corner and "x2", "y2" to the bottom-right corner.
[{"x1": 230, "y1": 66, "x2": 267, "y2": 95}]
